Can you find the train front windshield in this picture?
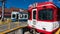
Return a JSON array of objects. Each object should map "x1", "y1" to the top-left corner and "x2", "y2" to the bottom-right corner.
[{"x1": 38, "y1": 9, "x2": 53, "y2": 20}]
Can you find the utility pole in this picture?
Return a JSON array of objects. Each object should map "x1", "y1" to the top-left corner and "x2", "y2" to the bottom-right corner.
[{"x1": 0, "y1": 0, "x2": 5, "y2": 21}]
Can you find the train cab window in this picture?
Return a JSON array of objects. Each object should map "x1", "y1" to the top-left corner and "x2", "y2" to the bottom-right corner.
[
  {"x1": 12, "y1": 14, "x2": 15, "y2": 18},
  {"x1": 38, "y1": 9, "x2": 53, "y2": 20}
]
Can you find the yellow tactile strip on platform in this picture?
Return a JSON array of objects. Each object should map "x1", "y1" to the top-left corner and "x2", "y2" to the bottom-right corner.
[
  {"x1": 55, "y1": 28, "x2": 60, "y2": 34},
  {"x1": 0, "y1": 26, "x2": 27, "y2": 34},
  {"x1": 0, "y1": 21, "x2": 28, "y2": 34}
]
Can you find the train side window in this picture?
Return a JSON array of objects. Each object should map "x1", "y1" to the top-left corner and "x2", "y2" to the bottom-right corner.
[
  {"x1": 20, "y1": 14, "x2": 23, "y2": 18},
  {"x1": 12, "y1": 14, "x2": 15, "y2": 18},
  {"x1": 23, "y1": 14, "x2": 28, "y2": 19},
  {"x1": 25, "y1": 15, "x2": 27, "y2": 18},
  {"x1": 16, "y1": 14, "x2": 19, "y2": 19}
]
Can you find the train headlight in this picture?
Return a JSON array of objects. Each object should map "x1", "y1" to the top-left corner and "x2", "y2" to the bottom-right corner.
[{"x1": 33, "y1": 21, "x2": 36, "y2": 25}]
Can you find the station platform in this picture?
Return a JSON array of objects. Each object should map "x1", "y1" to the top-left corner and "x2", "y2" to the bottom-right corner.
[{"x1": 0, "y1": 19, "x2": 28, "y2": 34}]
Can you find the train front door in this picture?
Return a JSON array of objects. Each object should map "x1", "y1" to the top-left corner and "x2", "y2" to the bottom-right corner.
[{"x1": 32, "y1": 9, "x2": 37, "y2": 28}]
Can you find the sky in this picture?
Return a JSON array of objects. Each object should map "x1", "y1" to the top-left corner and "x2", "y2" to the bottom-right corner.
[{"x1": 0, "y1": 0, "x2": 60, "y2": 9}]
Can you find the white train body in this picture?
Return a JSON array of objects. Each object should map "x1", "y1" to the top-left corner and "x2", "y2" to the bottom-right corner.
[
  {"x1": 11, "y1": 12, "x2": 28, "y2": 22},
  {"x1": 28, "y1": 20, "x2": 59, "y2": 32}
]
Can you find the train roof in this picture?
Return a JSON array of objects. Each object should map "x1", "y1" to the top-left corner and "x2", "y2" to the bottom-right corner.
[{"x1": 28, "y1": 0, "x2": 60, "y2": 8}]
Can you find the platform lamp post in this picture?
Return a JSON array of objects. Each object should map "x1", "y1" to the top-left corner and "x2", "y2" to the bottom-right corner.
[{"x1": 0, "y1": 0, "x2": 6, "y2": 21}]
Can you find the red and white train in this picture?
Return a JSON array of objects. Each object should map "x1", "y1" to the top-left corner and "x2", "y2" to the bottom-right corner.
[{"x1": 27, "y1": 2, "x2": 60, "y2": 34}]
